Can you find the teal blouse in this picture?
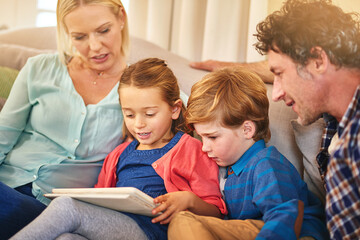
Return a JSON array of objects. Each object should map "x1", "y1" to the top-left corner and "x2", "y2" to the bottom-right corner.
[{"x1": 0, "y1": 53, "x2": 124, "y2": 204}]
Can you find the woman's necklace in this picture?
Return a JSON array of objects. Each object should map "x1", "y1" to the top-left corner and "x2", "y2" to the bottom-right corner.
[{"x1": 92, "y1": 71, "x2": 104, "y2": 85}]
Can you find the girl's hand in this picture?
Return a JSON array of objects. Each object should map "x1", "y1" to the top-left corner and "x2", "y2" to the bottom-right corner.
[{"x1": 151, "y1": 191, "x2": 196, "y2": 224}]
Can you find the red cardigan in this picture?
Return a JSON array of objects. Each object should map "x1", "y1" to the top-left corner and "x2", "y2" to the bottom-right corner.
[{"x1": 95, "y1": 133, "x2": 227, "y2": 215}]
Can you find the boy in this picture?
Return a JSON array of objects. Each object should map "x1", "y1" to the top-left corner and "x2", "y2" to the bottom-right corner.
[{"x1": 168, "y1": 68, "x2": 329, "y2": 240}]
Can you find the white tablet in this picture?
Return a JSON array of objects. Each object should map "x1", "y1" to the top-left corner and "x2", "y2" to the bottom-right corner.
[{"x1": 45, "y1": 187, "x2": 159, "y2": 217}]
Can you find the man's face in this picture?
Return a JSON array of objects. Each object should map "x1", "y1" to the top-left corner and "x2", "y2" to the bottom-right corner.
[{"x1": 268, "y1": 50, "x2": 324, "y2": 125}]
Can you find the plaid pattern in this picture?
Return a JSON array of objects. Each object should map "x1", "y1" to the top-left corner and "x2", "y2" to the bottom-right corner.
[
  {"x1": 325, "y1": 86, "x2": 360, "y2": 239},
  {"x1": 316, "y1": 114, "x2": 338, "y2": 183}
]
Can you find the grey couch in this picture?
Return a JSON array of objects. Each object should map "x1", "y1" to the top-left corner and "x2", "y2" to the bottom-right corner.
[{"x1": 0, "y1": 26, "x2": 326, "y2": 202}]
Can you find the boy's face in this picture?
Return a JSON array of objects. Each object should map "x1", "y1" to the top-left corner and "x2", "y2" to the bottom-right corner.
[{"x1": 194, "y1": 120, "x2": 253, "y2": 167}]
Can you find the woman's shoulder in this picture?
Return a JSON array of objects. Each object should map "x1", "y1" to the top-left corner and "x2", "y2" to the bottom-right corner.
[
  {"x1": 23, "y1": 52, "x2": 67, "y2": 76},
  {"x1": 27, "y1": 52, "x2": 59, "y2": 61},
  {"x1": 26, "y1": 52, "x2": 62, "y2": 68}
]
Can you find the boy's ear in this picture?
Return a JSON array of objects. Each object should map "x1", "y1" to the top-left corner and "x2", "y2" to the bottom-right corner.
[
  {"x1": 243, "y1": 120, "x2": 256, "y2": 139},
  {"x1": 171, "y1": 99, "x2": 182, "y2": 120}
]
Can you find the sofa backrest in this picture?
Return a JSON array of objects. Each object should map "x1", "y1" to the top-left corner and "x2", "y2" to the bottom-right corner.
[{"x1": 0, "y1": 26, "x2": 325, "y2": 202}]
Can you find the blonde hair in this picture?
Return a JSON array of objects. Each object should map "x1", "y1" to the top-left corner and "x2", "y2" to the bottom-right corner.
[
  {"x1": 56, "y1": 0, "x2": 130, "y2": 65},
  {"x1": 119, "y1": 58, "x2": 190, "y2": 139},
  {"x1": 186, "y1": 67, "x2": 271, "y2": 142}
]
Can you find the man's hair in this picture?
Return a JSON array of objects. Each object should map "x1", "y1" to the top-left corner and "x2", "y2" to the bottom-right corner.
[
  {"x1": 186, "y1": 67, "x2": 270, "y2": 142},
  {"x1": 255, "y1": 0, "x2": 360, "y2": 68}
]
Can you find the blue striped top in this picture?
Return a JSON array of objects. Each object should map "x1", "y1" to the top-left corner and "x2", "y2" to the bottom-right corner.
[{"x1": 224, "y1": 140, "x2": 329, "y2": 240}]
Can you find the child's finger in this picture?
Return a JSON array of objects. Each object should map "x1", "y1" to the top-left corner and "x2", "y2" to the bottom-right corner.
[
  {"x1": 152, "y1": 208, "x2": 172, "y2": 223},
  {"x1": 152, "y1": 201, "x2": 168, "y2": 215},
  {"x1": 153, "y1": 194, "x2": 167, "y2": 204}
]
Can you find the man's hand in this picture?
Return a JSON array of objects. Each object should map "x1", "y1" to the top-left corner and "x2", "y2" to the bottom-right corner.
[
  {"x1": 190, "y1": 60, "x2": 236, "y2": 72},
  {"x1": 190, "y1": 59, "x2": 274, "y2": 83}
]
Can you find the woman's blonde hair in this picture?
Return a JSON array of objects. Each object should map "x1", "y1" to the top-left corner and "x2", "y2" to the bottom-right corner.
[
  {"x1": 56, "y1": 0, "x2": 129, "y2": 65},
  {"x1": 119, "y1": 58, "x2": 190, "y2": 139},
  {"x1": 186, "y1": 67, "x2": 271, "y2": 142}
]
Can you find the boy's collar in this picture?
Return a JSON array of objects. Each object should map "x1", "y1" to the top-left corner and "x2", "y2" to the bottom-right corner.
[{"x1": 227, "y1": 139, "x2": 266, "y2": 176}]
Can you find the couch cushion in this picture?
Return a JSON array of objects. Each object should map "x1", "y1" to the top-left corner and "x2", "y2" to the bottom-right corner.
[
  {"x1": 0, "y1": 26, "x2": 57, "y2": 50},
  {"x1": 0, "y1": 66, "x2": 18, "y2": 98},
  {"x1": 129, "y1": 36, "x2": 207, "y2": 96},
  {"x1": 291, "y1": 118, "x2": 326, "y2": 203},
  {"x1": 0, "y1": 97, "x2": 5, "y2": 111},
  {"x1": 0, "y1": 43, "x2": 54, "y2": 70},
  {"x1": 265, "y1": 84, "x2": 304, "y2": 175}
]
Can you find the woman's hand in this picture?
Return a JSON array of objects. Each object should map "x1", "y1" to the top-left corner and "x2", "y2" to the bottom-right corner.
[{"x1": 151, "y1": 191, "x2": 196, "y2": 225}]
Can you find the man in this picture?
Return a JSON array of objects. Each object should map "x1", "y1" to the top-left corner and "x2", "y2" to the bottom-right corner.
[
  {"x1": 192, "y1": 0, "x2": 360, "y2": 238},
  {"x1": 253, "y1": 0, "x2": 360, "y2": 239}
]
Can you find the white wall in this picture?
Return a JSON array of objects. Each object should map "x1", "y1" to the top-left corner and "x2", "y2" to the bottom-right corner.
[
  {"x1": 0, "y1": 0, "x2": 37, "y2": 30},
  {"x1": 1, "y1": 0, "x2": 359, "y2": 62},
  {"x1": 268, "y1": 0, "x2": 360, "y2": 14},
  {"x1": 1, "y1": 0, "x2": 360, "y2": 29}
]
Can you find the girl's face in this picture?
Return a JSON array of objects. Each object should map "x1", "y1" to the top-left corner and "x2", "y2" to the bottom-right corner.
[
  {"x1": 64, "y1": 4, "x2": 125, "y2": 73},
  {"x1": 119, "y1": 86, "x2": 182, "y2": 150}
]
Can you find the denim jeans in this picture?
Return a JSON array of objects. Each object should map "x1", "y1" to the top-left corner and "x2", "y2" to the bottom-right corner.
[{"x1": 0, "y1": 182, "x2": 46, "y2": 239}]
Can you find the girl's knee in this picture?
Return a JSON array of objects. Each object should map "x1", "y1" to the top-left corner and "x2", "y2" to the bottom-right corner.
[{"x1": 50, "y1": 196, "x2": 76, "y2": 209}]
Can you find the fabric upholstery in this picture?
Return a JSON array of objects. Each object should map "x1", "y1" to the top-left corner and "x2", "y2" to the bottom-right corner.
[{"x1": 0, "y1": 27, "x2": 325, "y2": 200}]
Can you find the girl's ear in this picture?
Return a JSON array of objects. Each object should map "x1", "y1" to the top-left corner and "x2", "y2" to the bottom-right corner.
[
  {"x1": 171, "y1": 99, "x2": 182, "y2": 120},
  {"x1": 242, "y1": 120, "x2": 256, "y2": 139}
]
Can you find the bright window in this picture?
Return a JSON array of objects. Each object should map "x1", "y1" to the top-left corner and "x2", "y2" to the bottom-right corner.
[
  {"x1": 36, "y1": 0, "x2": 57, "y2": 27},
  {"x1": 35, "y1": 0, "x2": 130, "y2": 27}
]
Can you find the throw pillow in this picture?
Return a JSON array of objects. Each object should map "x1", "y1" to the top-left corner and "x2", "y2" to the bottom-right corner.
[
  {"x1": 0, "y1": 66, "x2": 19, "y2": 99},
  {"x1": 291, "y1": 118, "x2": 326, "y2": 203},
  {"x1": 0, "y1": 97, "x2": 6, "y2": 112}
]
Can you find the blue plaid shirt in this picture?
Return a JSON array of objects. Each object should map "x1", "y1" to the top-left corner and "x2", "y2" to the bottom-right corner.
[{"x1": 324, "y1": 85, "x2": 360, "y2": 239}]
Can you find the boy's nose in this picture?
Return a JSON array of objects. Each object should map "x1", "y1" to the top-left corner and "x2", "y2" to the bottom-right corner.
[{"x1": 201, "y1": 140, "x2": 211, "y2": 153}]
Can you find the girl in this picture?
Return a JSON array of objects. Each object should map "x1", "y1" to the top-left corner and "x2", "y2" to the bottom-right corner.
[{"x1": 12, "y1": 58, "x2": 226, "y2": 240}]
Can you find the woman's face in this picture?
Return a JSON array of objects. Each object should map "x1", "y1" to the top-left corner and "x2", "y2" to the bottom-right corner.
[{"x1": 64, "y1": 4, "x2": 125, "y2": 72}]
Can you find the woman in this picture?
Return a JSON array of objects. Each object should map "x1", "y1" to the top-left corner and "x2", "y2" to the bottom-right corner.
[{"x1": 0, "y1": 0, "x2": 129, "y2": 238}]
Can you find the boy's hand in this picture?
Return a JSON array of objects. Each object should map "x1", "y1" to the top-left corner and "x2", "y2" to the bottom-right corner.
[{"x1": 151, "y1": 191, "x2": 196, "y2": 225}]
